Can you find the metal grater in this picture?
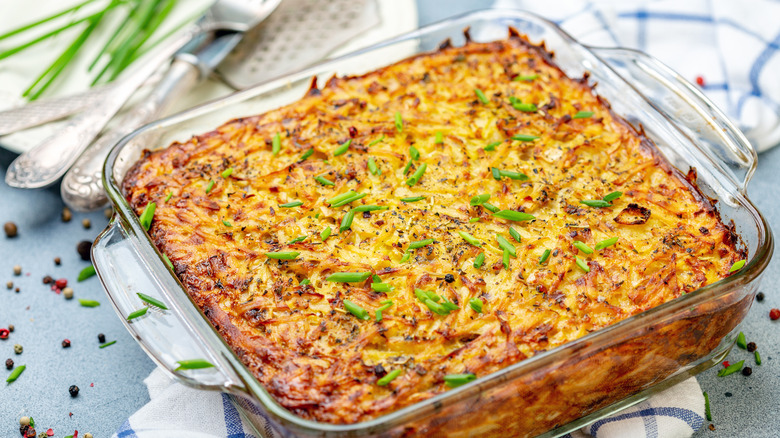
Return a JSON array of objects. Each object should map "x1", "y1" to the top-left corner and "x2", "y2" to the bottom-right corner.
[{"x1": 216, "y1": 0, "x2": 379, "y2": 89}]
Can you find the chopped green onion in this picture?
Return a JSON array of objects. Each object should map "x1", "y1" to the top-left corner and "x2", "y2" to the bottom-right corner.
[
  {"x1": 381, "y1": 299, "x2": 393, "y2": 305},
  {"x1": 315, "y1": 175, "x2": 335, "y2": 186},
  {"x1": 441, "y1": 299, "x2": 459, "y2": 311},
  {"x1": 435, "y1": 131, "x2": 444, "y2": 144},
  {"x1": 222, "y1": 220, "x2": 232, "y2": 227},
  {"x1": 266, "y1": 251, "x2": 300, "y2": 260},
  {"x1": 137, "y1": 293, "x2": 168, "y2": 310},
  {"x1": 340, "y1": 210, "x2": 356, "y2": 232},
  {"x1": 573, "y1": 111, "x2": 593, "y2": 119},
  {"x1": 424, "y1": 298, "x2": 449, "y2": 315},
  {"x1": 737, "y1": 332, "x2": 747, "y2": 349},
  {"x1": 491, "y1": 167, "x2": 501, "y2": 180},
  {"x1": 175, "y1": 359, "x2": 215, "y2": 371},
  {"x1": 205, "y1": 180, "x2": 215, "y2": 194},
  {"x1": 511, "y1": 101, "x2": 537, "y2": 112},
  {"x1": 496, "y1": 235, "x2": 516, "y2": 257},
  {"x1": 474, "y1": 88, "x2": 489, "y2": 104},
  {"x1": 401, "y1": 196, "x2": 425, "y2": 202},
  {"x1": 77, "y1": 265, "x2": 96, "y2": 281},
  {"x1": 402, "y1": 160, "x2": 413, "y2": 175},
  {"x1": 539, "y1": 249, "x2": 551, "y2": 264},
  {"x1": 514, "y1": 74, "x2": 538, "y2": 81},
  {"x1": 755, "y1": 350, "x2": 762, "y2": 365},
  {"x1": 469, "y1": 298, "x2": 483, "y2": 313},
  {"x1": 575, "y1": 256, "x2": 590, "y2": 273},
  {"x1": 470, "y1": 194, "x2": 490, "y2": 206},
  {"x1": 469, "y1": 218, "x2": 480, "y2": 223},
  {"x1": 415, "y1": 289, "x2": 440, "y2": 303},
  {"x1": 321, "y1": 226, "x2": 332, "y2": 241},
  {"x1": 280, "y1": 201, "x2": 303, "y2": 208},
  {"x1": 509, "y1": 227, "x2": 522, "y2": 243},
  {"x1": 444, "y1": 373, "x2": 476, "y2": 387},
  {"x1": 400, "y1": 251, "x2": 411, "y2": 263},
  {"x1": 372, "y1": 282, "x2": 394, "y2": 293},
  {"x1": 162, "y1": 254, "x2": 173, "y2": 270},
  {"x1": 78, "y1": 299, "x2": 100, "y2": 308},
  {"x1": 330, "y1": 192, "x2": 366, "y2": 208},
  {"x1": 394, "y1": 111, "x2": 403, "y2": 132},
  {"x1": 272, "y1": 133, "x2": 281, "y2": 155},
  {"x1": 6, "y1": 364, "x2": 25, "y2": 383},
  {"x1": 594, "y1": 237, "x2": 619, "y2": 251},
  {"x1": 221, "y1": 167, "x2": 234, "y2": 178},
  {"x1": 492, "y1": 168, "x2": 528, "y2": 181},
  {"x1": 484, "y1": 141, "x2": 501, "y2": 151},
  {"x1": 704, "y1": 391, "x2": 712, "y2": 421},
  {"x1": 502, "y1": 249, "x2": 510, "y2": 270},
  {"x1": 327, "y1": 190, "x2": 357, "y2": 205},
  {"x1": 368, "y1": 135, "x2": 385, "y2": 147},
  {"x1": 409, "y1": 145, "x2": 420, "y2": 160},
  {"x1": 717, "y1": 360, "x2": 744, "y2": 377},
  {"x1": 127, "y1": 307, "x2": 148, "y2": 321},
  {"x1": 300, "y1": 279, "x2": 311, "y2": 286},
  {"x1": 344, "y1": 299, "x2": 370, "y2": 320},
  {"x1": 729, "y1": 260, "x2": 746, "y2": 273},
  {"x1": 409, "y1": 238, "x2": 434, "y2": 249},
  {"x1": 511, "y1": 134, "x2": 540, "y2": 142},
  {"x1": 493, "y1": 210, "x2": 535, "y2": 222},
  {"x1": 334, "y1": 139, "x2": 352, "y2": 156},
  {"x1": 99, "y1": 340, "x2": 116, "y2": 349},
  {"x1": 603, "y1": 191, "x2": 623, "y2": 202},
  {"x1": 377, "y1": 369, "x2": 403, "y2": 386},
  {"x1": 580, "y1": 200, "x2": 612, "y2": 208},
  {"x1": 573, "y1": 241, "x2": 593, "y2": 254},
  {"x1": 299, "y1": 148, "x2": 314, "y2": 161},
  {"x1": 139, "y1": 202, "x2": 156, "y2": 231},
  {"x1": 482, "y1": 202, "x2": 500, "y2": 213},
  {"x1": 368, "y1": 157, "x2": 380, "y2": 175},
  {"x1": 378, "y1": 302, "x2": 394, "y2": 312},
  {"x1": 458, "y1": 231, "x2": 482, "y2": 247},
  {"x1": 352, "y1": 205, "x2": 388, "y2": 212},
  {"x1": 288, "y1": 236, "x2": 307, "y2": 245},
  {"x1": 474, "y1": 252, "x2": 485, "y2": 268},
  {"x1": 376, "y1": 309, "x2": 383, "y2": 322},
  {"x1": 406, "y1": 163, "x2": 427, "y2": 186},
  {"x1": 327, "y1": 272, "x2": 371, "y2": 283},
  {"x1": 165, "y1": 192, "x2": 173, "y2": 203}
]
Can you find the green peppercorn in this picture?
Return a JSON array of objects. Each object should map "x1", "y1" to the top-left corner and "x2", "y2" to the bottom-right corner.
[{"x1": 13, "y1": 344, "x2": 22, "y2": 355}]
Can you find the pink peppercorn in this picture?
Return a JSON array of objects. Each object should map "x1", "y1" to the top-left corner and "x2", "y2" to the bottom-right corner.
[{"x1": 55, "y1": 278, "x2": 68, "y2": 289}]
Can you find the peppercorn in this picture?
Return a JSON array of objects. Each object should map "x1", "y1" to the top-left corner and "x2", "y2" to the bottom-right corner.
[
  {"x1": 770, "y1": 308, "x2": 780, "y2": 320},
  {"x1": 54, "y1": 257, "x2": 61, "y2": 266},
  {"x1": 85, "y1": 434, "x2": 93, "y2": 438},
  {"x1": 15, "y1": 287, "x2": 19, "y2": 293},
  {"x1": 8, "y1": 325, "x2": 14, "y2": 332},
  {"x1": 24, "y1": 426, "x2": 36, "y2": 438},
  {"x1": 444, "y1": 273, "x2": 455, "y2": 283},
  {"x1": 39, "y1": 431, "x2": 48, "y2": 438},
  {"x1": 747, "y1": 342, "x2": 757, "y2": 352},
  {"x1": 742, "y1": 366, "x2": 752, "y2": 376},
  {"x1": 62, "y1": 339, "x2": 71, "y2": 348},
  {"x1": 63, "y1": 287, "x2": 74, "y2": 300},
  {"x1": 77, "y1": 241, "x2": 92, "y2": 261},
  {"x1": 43, "y1": 276, "x2": 53, "y2": 285},
  {"x1": 5, "y1": 358, "x2": 13, "y2": 369},
  {"x1": 0, "y1": 328, "x2": 8, "y2": 339},
  {"x1": 4, "y1": 222, "x2": 18, "y2": 238},
  {"x1": 98, "y1": 333, "x2": 106, "y2": 343},
  {"x1": 14, "y1": 344, "x2": 23, "y2": 354},
  {"x1": 82, "y1": 218, "x2": 91, "y2": 229},
  {"x1": 756, "y1": 292, "x2": 765, "y2": 302},
  {"x1": 13, "y1": 265, "x2": 22, "y2": 276},
  {"x1": 19, "y1": 416, "x2": 29, "y2": 426},
  {"x1": 55, "y1": 278, "x2": 67, "y2": 289},
  {"x1": 6, "y1": 281, "x2": 11, "y2": 289},
  {"x1": 69, "y1": 385, "x2": 79, "y2": 397},
  {"x1": 62, "y1": 207, "x2": 72, "y2": 222}
]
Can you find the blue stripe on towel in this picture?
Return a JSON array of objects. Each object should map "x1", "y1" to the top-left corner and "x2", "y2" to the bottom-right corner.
[{"x1": 589, "y1": 407, "x2": 704, "y2": 437}]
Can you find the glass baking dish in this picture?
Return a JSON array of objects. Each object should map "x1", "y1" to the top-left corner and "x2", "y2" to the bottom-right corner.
[{"x1": 92, "y1": 8, "x2": 773, "y2": 438}]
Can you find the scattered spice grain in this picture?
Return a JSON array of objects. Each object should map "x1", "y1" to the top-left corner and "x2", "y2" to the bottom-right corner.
[
  {"x1": 14, "y1": 344, "x2": 23, "y2": 354},
  {"x1": 77, "y1": 241, "x2": 92, "y2": 261},
  {"x1": 6, "y1": 281, "x2": 12, "y2": 289},
  {"x1": 747, "y1": 342, "x2": 757, "y2": 352},
  {"x1": 13, "y1": 265, "x2": 22, "y2": 276},
  {"x1": 770, "y1": 308, "x2": 780, "y2": 320},
  {"x1": 0, "y1": 328, "x2": 8, "y2": 339},
  {"x1": 63, "y1": 287, "x2": 74, "y2": 300},
  {"x1": 82, "y1": 218, "x2": 91, "y2": 229},
  {"x1": 8, "y1": 325, "x2": 14, "y2": 332},
  {"x1": 4, "y1": 222, "x2": 18, "y2": 238},
  {"x1": 62, "y1": 339, "x2": 71, "y2": 348},
  {"x1": 54, "y1": 257, "x2": 61, "y2": 266},
  {"x1": 43, "y1": 276, "x2": 53, "y2": 284},
  {"x1": 756, "y1": 292, "x2": 765, "y2": 302},
  {"x1": 98, "y1": 333, "x2": 106, "y2": 343},
  {"x1": 742, "y1": 367, "x2": 752, "y2": 376},
  {"x1": 55, "y1": 279, "x2": 67, "y2": 289},
  {"x1": 5, "y1": 359, "x2": 12, "y2": 369},
  {"x1": 62, "y1": 207, "x2": 72, "y2": 222},
  {"x1": 69, "y1": 385, "x2": 79, "y2": 397}
]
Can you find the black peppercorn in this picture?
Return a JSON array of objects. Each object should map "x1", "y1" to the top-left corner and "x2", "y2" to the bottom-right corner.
[
  {"x1": 756, "y1": 292, "x2": 765, "y2": 302},
  {"x1": 444, "y1": 274, "x2": 455, "y2": 283},
  {"x1": 747, "y1": 342, "x2": 757, "y2": 352},
  {"x1": 5, "y1": 358, "x2": 12, "y2": 369},
  {"x1": 54, "y1": 257, "x2": 61, "y2": 266},
  {"x1": 77, "y1": 241, "x2": 92, "y2": 261},
  {"x1": 98, "y1": 333, "x2": 106, "y2": 343},
  {"x1": 69, "y1": 385, "x2": 79, "y2": 397},
  {"x1": 4, "y1": 222, "x2": 18, "y2": 238},
  {"x1": 42, "y1": 275, "x2": 53, "y2": 285},
  {"x1": 62, "y1": 339, "x2": 71, "y2": 348},
  {"x1": 742, "y1": 366, "x2": 752, "y2": 376}
]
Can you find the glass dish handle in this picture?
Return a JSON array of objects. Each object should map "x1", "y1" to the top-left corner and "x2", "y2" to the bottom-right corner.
[
  {"x1": 92, "y1": 217, "x2": 248, "y2": 394},
  {"x1": 590, "y1": 47, "x2": 757, "y2": 193}
]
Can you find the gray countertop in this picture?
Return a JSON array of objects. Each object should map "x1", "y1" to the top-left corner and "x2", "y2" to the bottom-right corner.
[{"x1": 1, "y1": 2, "x2": 778, "y2": 437}]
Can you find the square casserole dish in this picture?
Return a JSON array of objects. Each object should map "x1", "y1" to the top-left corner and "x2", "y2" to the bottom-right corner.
[{"x1": 92, "y1": 8, "x2": 773, "y2": 438}]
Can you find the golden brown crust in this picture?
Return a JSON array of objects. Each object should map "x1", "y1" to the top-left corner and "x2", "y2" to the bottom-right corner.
[{"x1": 122, "y1": 33, "x2": 743, "y2": 424}]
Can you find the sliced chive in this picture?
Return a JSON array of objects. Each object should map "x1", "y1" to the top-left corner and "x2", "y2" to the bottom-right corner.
[
  {"x1": 299, "y1": 148, "x2": 314, "y2": 161},
  {"x1": 484, "y1": 141, "x2": 501, "y2": 151},
  {"x1": 717, "y1": 360, "x2": 744, "y2": 377},
  {"x1": 77, "y1": 265, "x2": 96, "y2": 282},
  {"x1": 378, "y1": 302, "x2": 394, "y2": 312},
  {"x1": 368, "y1": 157, "x2": 380, "y2": 175},
  {"x1": 575, "y1": 256, "x2": 590, "y2": 273},
  {"x1": 78, "y1": 299, "x2": 100, "y2": 308},
  {"x1": 409, "y1": 145, "x2": 420, "y2": 160},
  {"x1": 502, "y1": 249, "x2": 510, "y2": 270},
  {"x1": 299, "y1": 279, "x2": 311, "y2": 286},
  {"x1": 474, "y1": 252, "x2": 485, "y2": 268},
  {"x1": 573, "y1": 111, "x2": 594, "y2": 119},
  {"x1": 474, "y1": 88, "x2": 489, "y2": 104},
  {"x1": 222, "y1": 220, "x2": 232, "y2": 227},
  {"x1": 352, "y1": 205, "x2": 388, "y2": 212},
  {"x1": 344, "y1": 299, "x2": 370, "y2": 320},
  {"x1": 729, "y1": 260, "x2": 746, "y2": 273},
  {"x1": 424, "y1": 298, "x2": 449, "y2": 315},
  {"x1": 372, "y1": 282, "x2": 394, "y2": 293},
  {"x1": 401, "y1": 196, "x2": 425, "y2": 203},
  {"x1": 539, "y1": 249, "x2": 551, "y2": 264},
  {"x1": 415, "y1": 288, "x2": 440, "y2": 303},
  {"x1": 205, "y1": 180, "x2": 215, "y2": 194},
  {"x1": 99, "y1": 340, "x2": 116, "y2": 349},
  {"x1": 139, "y1": 202, "x2": 156, "y2": 231},
  {"x1": 127, "y1": 307, "x2": 148, "y2": 321},
  {"x1": 368, "y1": 135, "x2": 385, "y2": 147},
  {"x1": 435, "y1": 131, "x2": 444, "y2": 144},
  {"x1": 444, "y1": 373, "x2": 476, "y2": 387},
  {"x1": 469, "y1": 298, "x2": 483, "y2": 313},
  {"x1": 512, "y1": 101, "x2": 537, "y2": 112},
  {"x1": 272, "y1": 133, "x2": 281, "y2": 155},
  {"x1": 737, "y1": 332, "x2": 747, "y2": 349},
  {"x1": 513, "y1": 74, "x2": 538, "y2": 81},
  {"x1": 162, "y1": 254, "x2": 173, "y2": 270},
  {"x1": 491, "y1": 167, "x2": 501, "y2": 180},
  {"x1": 511, "y1": 134, "x2": 540, "y2": 142},
  {"x1": 402, "y1": 160, "x2": 413, "y2": 175},
  {"x1": 470, "y1": 194, "x2": 490, "y2": 206},
  {"x1": 406, "y1": 163, "x2": 427, "y2": 186},
  {"x1": 482, "y1": 202, "x2": 500, "y2": 213},
  {"x1": 315, "y1": 175, "x2": 335, "y2": 186},
  {"x1": 755, "y1": 350, "x2": 762, "y2": 365},
  {"x1": 580, "y1": 200, "x2": 612, "y2": 208},
  {"x1": 496, "y1": 235, "x2": 516, "y2": 257},
  {"x1": 509, "y1": 227, "x2": 522, "y2": 243},
  {"x1": 394, "y1": 111, "x2": 403, "y2": 132},
  {"x1": 493, "y1": 169, "x2": 528, "y2": 181},
  {"x1": 441, "y1": 299, "x2": 459, "y2": 311},
  {"x1": 175, "y1": 359, "x2": 215, "y2": 371},
  {"x1": 458, "y1": 231, "x2": 482, "y2": 247},
  {"x1": 164, "y1": 192, "x2": 173, "y2": 203},
  {"x1": 221, "y1": 167, "x2": 234, "y2": 178},
  {"x1": 266, "y1": 251, "x2": 300, "y2": 260},
  {"x1": 280, "y1": 201, "x2": 303, "y2": 208},
  {"x1": 288, "y1": 235, "x2": 307, "y2": 244},
  {"x1": 469, "y1": 218, "x2": 480, "y2": 223},
  {"x1": 327, "y1": 190, "x2": 357, "y2": 205},
  {"x1": 594, "y1": 237, "x2": 619, "y2": 251},
  {"x1": 381, "y1": 299, "x2": 393, "y2": 305},
  {"x1": 376, "y1": 309, "x2": 383, "y2": 321},
  {"x1": 377, "y1": 369, "x2": 402, "y2": 386},
  {"x1": 137, "y1": 292, "x2": 168, "y2": 310},
  {"x1": 340, "y1": 210, "x2": 356, "y2": 232},
  {"x1": 493, "y1": 210, "x2": 535, "y2": 221},
  {"x1": 704, "y1": 391, "x2": 712, "y2": 421},
  {"x1": 327, "y1": 272, "x2": 371, "y2": 283},
  {"x1": 320, "y1": 226, "x2": 332, "y2": 241},
  {"x1": 6, "y1": 364, "x2": 25, "y2": 383},
  {"x1": 330, "y1": 192, "x2": 366, "y2": 208},
  {"x1": 573, "y1": 241, "x2": 593, "y2": 254},
  {"x1": 334, "y1": 139, "x2": 352, "y2": 156},
  {"x1": 409, "y1": 238, "x2": 434, "y2": 249},
  {"x1": 400, "y1": 251, "x2": 411, "y2": 263},
  {"x1": 603, "y1": 191, "x2": 623, "y2": 202}
]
